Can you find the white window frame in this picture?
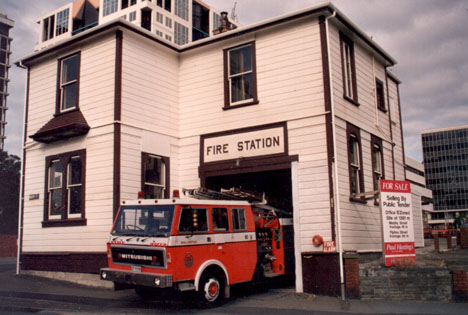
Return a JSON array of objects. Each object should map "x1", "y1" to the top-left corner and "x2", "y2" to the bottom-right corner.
[
  {"x1": 59, "y1": 53, "x2": 79, "y2": 112},
  {"x1": 67, "y1": 156, "x2": 83, "y2": 218},
  {"x1": 48, "y1": 159, "x2": 63, "y2": 219},
  {"x1": 227, "y1": 43, "x2": 255, "y2": 106},
  {"x1": 55, "y1": 8, "x2": 69, "y2": 36},
  {"x1": 143, "y1": 155, "x2": 166, "y2": 199},
  {"x1": 349, "y1": 134, "x2": 361, "y2": 195},
  {"x1": 342, "y1": 40, "x2": 354, "y2": 99},
  {"x1": 103, "y1": 0, "x2": 118, "y2": 17}
]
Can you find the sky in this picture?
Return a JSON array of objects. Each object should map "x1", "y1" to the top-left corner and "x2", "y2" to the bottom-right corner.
[{"x1": 1, "y1": 0, "x2": 468, "y2": 162}]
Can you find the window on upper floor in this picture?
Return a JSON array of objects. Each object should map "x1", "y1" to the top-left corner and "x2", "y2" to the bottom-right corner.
[
  {"x1": 165, "y1": 34, "x2": 172, "y2": 42},
  {"x1": 157, "y1": 12, "x2": 163, "y2": 23},
  {"x1": 43, "y1": 15, "x2": 55, "y2": 41},
  {"x1": 122, "y1": 0, "x2": 137, "y2": 9},
  {"x1": 129, "y1": 11, "x2": 137, "y2": 21},
  {"x1": 142, "y1": 153, "x2": 169, "y2": 199},
  {"x1": 157, "y1": 0, "x2": 163, "y2": 7},
  {"x1": 371, "y1": 135, "x2": 385, "y2": 204},
  {"x1": 223, "y1": 42, "x2": 258, "y2": 109},
  {"x1": 164, "y1": 0, "x2": 172, "y2": 12},
  {"x1": 103, "y1": 0, "x2": 118, "y2": 16},
  {"x1": 174, "y1": 22, "x2": 188, "y2": 45},
  {"x1": 165, "y1": 17, "x2": 172, "y2": 28},
  {"x1": 57, "y1": 53, "x2": 80, "y2": 113},
  {"x1": 340, "y1": 33, "x2": 358, "y2": 105},
  {"x1": 347, "y1": 123, "x2": 365, "y2": 202},
  {"x1": 55, "y1": 8, "x2": 69, "y2": 36},
  {"x1": 44, "y1": 149, "x2": 86, "y2": 227},
  {"x1": 175, "y1": 0, "x2": 189, "y2": 21},
  {"x1": 376, "y1": 78, "x2": 386, "y2": 112}
]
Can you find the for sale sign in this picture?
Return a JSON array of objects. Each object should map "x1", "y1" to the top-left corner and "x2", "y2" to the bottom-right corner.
[{"x1": 380, "y1": 180, "x2": 415, "y2": 267}]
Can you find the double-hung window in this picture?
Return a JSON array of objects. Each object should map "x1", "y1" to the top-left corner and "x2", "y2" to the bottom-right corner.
[
  {"x1": 224, "y1": 42, "x2": 258, "y2": 108},
  {"x1": 340, "y1": 33, "x2": 358, "y2": 105},
  {"x1": 55, "y1": 9, "x2": 69, "y2": 36},
  {"x1": 43, "y1": 15, "x2": 55, "y2": 41},
  {"x1": 371, "y1": 135, "x2": 385, "y2": 203},
  {"x1": 44, "y1": 150, "x2": 86, "y2": 227},
  {"x1": 58, "y1": 53, "x2": 80, "y2": 112},
  {"x1": 375, "y1": 78, "x2": 386, "y2": 112},
  {"x1": 142, "y1": 153, "x2": 170, "y2": 199},
  {"x1": 103, "y1": 0, "x2": 118, "y2": 16},
  {"x1": 347, "y1": 124, "x2": 365, "y2": 202}
]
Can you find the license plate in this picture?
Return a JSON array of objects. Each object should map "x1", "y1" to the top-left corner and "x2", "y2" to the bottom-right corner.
[{"x1": 131, "y1": 265, "x2": 141, "y2": 273}]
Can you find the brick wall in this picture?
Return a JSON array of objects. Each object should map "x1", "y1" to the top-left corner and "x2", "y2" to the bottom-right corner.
[
  {"x1": 452, "y1": 270, "x2": 468, "y2": 302},
  {"x1": 0, "y1": 235, "x2": 17, "y2": 257},
  {"x1": 344, "y1": 254, "x2": 360, "y2": 298},
  {"x1": 359, "y1": 266, "x2": 452, "y2": 301}
]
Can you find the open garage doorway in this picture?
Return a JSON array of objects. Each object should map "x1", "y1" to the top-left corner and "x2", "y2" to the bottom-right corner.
[{"x1": 205, "y1": 168, "x2": 293, "y2": 216}]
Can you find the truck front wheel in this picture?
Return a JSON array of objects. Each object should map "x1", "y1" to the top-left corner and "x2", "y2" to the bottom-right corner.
[{"x1": 198, "y1": 272, "x2": 225, "y2": 305}]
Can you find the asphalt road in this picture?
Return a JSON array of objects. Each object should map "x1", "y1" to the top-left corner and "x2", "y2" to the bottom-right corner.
[{"x1": 0, "y1": 257, "x2": 467, "y2": 314}]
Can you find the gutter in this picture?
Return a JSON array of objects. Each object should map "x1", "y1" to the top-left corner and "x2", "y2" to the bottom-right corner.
[
  {"x1": 16, "y1": 60, "x2": 28, "y2": 275},
  {"x1": 324, "y1": 9, "x2": 346, "y2": 300}
]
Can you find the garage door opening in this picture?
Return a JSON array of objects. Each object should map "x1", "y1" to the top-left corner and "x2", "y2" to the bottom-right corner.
[{"x1": 205, "y1": 168, "x2": 293, "y2": 213}]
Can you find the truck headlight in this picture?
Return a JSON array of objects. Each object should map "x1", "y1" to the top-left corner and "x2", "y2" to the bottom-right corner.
[
  {"x1": 154, "y1": 277, "x2": 161, "y2": 286},
  {"x1": 101, "y1": 271, "x2": 107, "y2": 279}
]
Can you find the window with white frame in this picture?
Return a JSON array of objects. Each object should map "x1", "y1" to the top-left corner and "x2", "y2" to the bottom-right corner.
[
  {"x1": 157, "y1": 12, "x2": 163, "y2": 23},
  {"x1": 103, "y1": 0, "x2": 118, "y2": 16},
  {"x1": 371, "y1": 136, "x2": 385, "y2": 203},
  {"x1": 129, "y1": 11, "x2": 137, "y2": 21},
  {"x1": 175, "y1": 0, "x2": 189, "y2": 21},
  {"x1": 55, "y1": 9, "x2": 69, "y2": 36},
  {"x1": 174, "y1": 22, "x2": 188, "y2": 45},
  {"x1": 340, "y1": 33, "x2": 358, "y2": 104},
  {"x1": 142, "y1": 153, "x2": 169, "y2": 199},
  {"x1": 224, "y1": 42, "x2": 258, "y2": 108},
  {"x1": 376, "y1": 78, "x2": 385, "y2": 111},
  {"x1": 165, "y1": 34, "x2": 172, "y2": 41},
  {"x1": 43, "y1": 15, "x2": 55, "y2": 41},
  {"x1": 156, "y1": 30, "x2": 163, "y2": 37},
  {"x1": 122, "y1": 0, "x2": 137, "y2": 9},
  {"x1": 165, "y1": 17, "x2": 172, "y2": 28},
  {"x1": 44, "y1": 150, "x2": 86, "y2": 227},
  {"x1": 58, "y1": 53, "x2": 80, "y2": 112},
  {"x1": 213, "y1": 12, "x2": 221, "y2": 30}
]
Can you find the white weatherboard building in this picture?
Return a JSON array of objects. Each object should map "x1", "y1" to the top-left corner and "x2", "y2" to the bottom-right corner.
[{"x1": 17, "y1": 1, "x2": 417, "y2": 296}]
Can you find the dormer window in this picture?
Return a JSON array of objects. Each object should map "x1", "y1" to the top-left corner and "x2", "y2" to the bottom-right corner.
[
  {"x1": 42, "y1": 8, "x2": 70, "y2": 42},
  {"x1": 43, "y1": 15, "x2": 55, "y2": 41},
  {"x1": 56, "y1": 9, "x2": 69, "y2": 36},
  {"x1": 58, "y1": 53, "x2": 80, "y2": 112}
]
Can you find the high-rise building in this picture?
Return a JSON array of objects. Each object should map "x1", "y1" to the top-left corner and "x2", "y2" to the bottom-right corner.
[
  {"x1": 421, "y1": 126, "x2": 468, "y2": 212},
  {"x1": 0, "y1": 14, "x2": 14, "y2": 151}
]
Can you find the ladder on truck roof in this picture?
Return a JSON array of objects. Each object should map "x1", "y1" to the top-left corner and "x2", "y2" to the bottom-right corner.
[{"x1": 182, "y1": 187, "x2": 292, "y2": 218}]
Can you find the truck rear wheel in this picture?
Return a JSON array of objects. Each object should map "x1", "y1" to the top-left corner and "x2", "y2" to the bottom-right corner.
[{"x1": 198, "y1": 272, "x2": 225, "y2": 306}]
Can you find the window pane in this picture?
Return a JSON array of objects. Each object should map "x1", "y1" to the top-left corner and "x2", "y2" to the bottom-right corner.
[
  {"x1": 56, "y1": 9, "x2": 69, "y2": 36},
  {"x1": 230, "y1": 46, "x2": 252, "y2": 75},
  {"x1": 68, "y1": 157, "x2": 82, "y2": 185},
  {"x1": 178, "y1": 207, "x2": 208, "y2": 232},
  {"x1": 212, "y1": 208, "x2": 228, "y2": 231},
  {"x1": 232, "y1": 208, "x2": 246, "y2": 230},
  {"x1": 350, "y1": 168, "x2": 359, "y2": 194},
  {"x1": 62, "y1": 55, "x2": 78, "y2": 83},
  {"x1": 49, "y1": 161, "x2": 63, "y2": 188},
  {"x1": 145, "y1": 156, "x2": 164, "y2": 185},
  {"x1": 231, "y1": 73, "x2": 253, "y2": 103},
  {"x1": 50, "y1": 189, "x2": 63, "y2": 216},
  {"x1": 62, "y1": 82, "x2": 78, "y2": 110},
  {"x1": 349, "y1": 137, "x2": 359, "y2": 165},
  {"x1": 69, "y1": 186, "x2": 82, "y2": 214},
  {"x1": 144, "y1": 185, "x2": 164, "y2": 199}
]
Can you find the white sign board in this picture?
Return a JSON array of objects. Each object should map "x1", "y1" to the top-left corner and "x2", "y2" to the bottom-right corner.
[
  {"x1": 380, "y1": 179, "x2": 415, "y2": 267},
  {"x1": 203, "y1": 126, "x2": 285, "y2": 163}
]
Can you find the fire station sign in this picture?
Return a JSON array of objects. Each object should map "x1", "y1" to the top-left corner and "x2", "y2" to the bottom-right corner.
[
  {"x1": 379, "y1": 179, "x2": 415, "y2": 267},
  {"x1": 202, "y1": 125, "x2": 286, "y2": 163}
]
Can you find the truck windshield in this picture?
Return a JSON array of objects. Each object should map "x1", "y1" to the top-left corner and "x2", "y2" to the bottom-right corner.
[{"x1": 112, "y1": 205, "x2": 175, "y2": 237}]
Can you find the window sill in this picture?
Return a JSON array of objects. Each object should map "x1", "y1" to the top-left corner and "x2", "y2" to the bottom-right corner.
[
  {"x1": 223, "y1": 100, "x2": 259, "y2": 110},
  {"x1": 378, "y1": 106, "x2": 387, "y2": 113},
  {"x1": 42, "y1": 218, "x2": 87, "y2": 228},
  {"x1": 344, "y1": 95, "x2": 360, "y2": 107},
  {"x1": 349, "y1": 196, "x2": 367, "y2": 204}
]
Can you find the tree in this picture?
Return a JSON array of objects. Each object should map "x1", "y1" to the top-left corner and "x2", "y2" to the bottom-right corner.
[{"x1": 0, "y1": 151, "x2": 21, "y2": 235}]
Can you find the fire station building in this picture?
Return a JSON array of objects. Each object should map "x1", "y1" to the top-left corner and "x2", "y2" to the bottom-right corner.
[{"x1": 17, "y1": 0, "x2": 422, "y2": 295}]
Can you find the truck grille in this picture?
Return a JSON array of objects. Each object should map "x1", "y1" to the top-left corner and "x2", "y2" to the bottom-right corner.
[{"x1": 111, "y1": 246, "x2": 166, "y2": 268}]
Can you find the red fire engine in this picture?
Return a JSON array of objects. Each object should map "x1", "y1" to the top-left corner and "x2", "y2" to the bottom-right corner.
[{"x1": 100, "y1": 188, "x2": 294, "y2": 305}]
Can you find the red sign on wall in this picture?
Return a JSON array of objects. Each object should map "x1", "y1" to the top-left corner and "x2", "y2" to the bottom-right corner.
[
  {"x1": 323, "y1": 241, "x2": 336, "y2": 253},
  {"x1": 380, "y1": 180, "x2": 415, "y2": 267}
]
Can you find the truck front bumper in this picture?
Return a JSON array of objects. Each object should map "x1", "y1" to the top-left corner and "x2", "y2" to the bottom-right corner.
[{"x1": 100, "y1": 268, "x2": 173, "y2": 288}]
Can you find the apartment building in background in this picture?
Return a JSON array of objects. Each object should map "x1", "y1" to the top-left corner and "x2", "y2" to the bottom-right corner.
[
  {"x1": 0, "y1": 13, "x2": 14, "y2": 151},
  {"x1": 422, "y1": 126, "x2": 468, "y2": 226}
]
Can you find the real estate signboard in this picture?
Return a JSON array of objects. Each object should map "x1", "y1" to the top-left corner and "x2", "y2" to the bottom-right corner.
[{"x1": 380, "y1": 179, "x2": 415, "y2": 267}]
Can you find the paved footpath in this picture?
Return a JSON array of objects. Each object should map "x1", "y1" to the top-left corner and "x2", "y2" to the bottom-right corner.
[{"x1": 0, "y1": 257, "x2": 467, "y2": 314}]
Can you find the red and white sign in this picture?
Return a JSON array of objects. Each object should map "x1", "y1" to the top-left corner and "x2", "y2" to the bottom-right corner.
[
  {"x1": 323, "y1": 241, "x2": 336, "y2": 253},
  {"x1": 380, "y1": 180, "x2": 415, "y2": 267}
]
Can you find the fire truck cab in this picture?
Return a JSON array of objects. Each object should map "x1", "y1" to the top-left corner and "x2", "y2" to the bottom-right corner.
[{"x1": 100, "y1": 188, "x2": 294, "y2": 304}]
